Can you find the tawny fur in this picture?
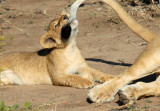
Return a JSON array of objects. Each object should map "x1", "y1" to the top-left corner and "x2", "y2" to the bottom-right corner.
[
  {"x1": 119, "y1": 75, "x2": 160, "y2": 105},
  {"x1": 88, "y1": 0, "x2": 160, "y2": 105},
  {"x1": 103, "y1": 0, "x2": 156, "y2": 43},
  {"x1": 0, "y1": 12, "x2": 114, "y2": 88}
]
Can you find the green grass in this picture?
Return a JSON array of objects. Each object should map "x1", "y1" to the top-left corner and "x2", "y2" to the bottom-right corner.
[
  {"x1": 44, "y1": 25, "x2": 49, "y2": 31},
  {"x1": 145, "y1": 99, "x2": 152, "y2": 103},
  {"x1": 9, "y1": 35, "x2": 14, "y2": 40},
  {"x1": 0, "y1": 101, "x2": 33, "y2": 111},
  {"x1": 68, "y1": 0, "x2": 76, "y2": 3},
  {"x1": 0, "y1": 35, "x2": 14, "y2": 53},
  {"x1": 0, "y1": 36, "x2": 5, "y2": 41},
  {"x1": 0, "y1": 101, "x2": 19, "y2": 111},
  {"x1": 0, "y1": 43, "x2": 6, "y2": 49},
  {"x1": 0, "y1": 67, "x2": 4, "y2": 72}
]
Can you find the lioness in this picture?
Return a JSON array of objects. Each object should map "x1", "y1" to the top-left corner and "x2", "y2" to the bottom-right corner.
[
  {"x1": 0, "y1": 9, "x2": 114, "y2": 88},
  {"x1": 87, "y1": 0, "x2": 160, "y2": 105}
]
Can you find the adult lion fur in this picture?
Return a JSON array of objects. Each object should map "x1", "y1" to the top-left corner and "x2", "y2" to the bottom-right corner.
[{"x1": 88, "y1": 0, "x2": 160, "y2": 106}]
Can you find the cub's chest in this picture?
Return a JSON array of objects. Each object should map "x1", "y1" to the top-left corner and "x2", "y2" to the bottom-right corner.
[
  {"x1": 66, "y1": 64, "x2": 80, "y2": 74},
  {"x1": 64, "y1": 47, "x2": 86, "y2": 74}
]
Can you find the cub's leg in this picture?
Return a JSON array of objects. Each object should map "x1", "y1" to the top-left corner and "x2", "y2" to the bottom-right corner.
[
  {"x1": 0, "y1": 70, "x2": 24, "y2": 86},
  {"x1": 52, "y1": 74, "x2": 94, "y2": 89},
  {"x1": 88, "y1": 36, "x2": 160, "y2": 103},
  {"x1": 79, "y1": 67, "x2": 115, "y2": 83},
  {"x1": 119, "y1": 75, "x2": 160, "y2": 105}
]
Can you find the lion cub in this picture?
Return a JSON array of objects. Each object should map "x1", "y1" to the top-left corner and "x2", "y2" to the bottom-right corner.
[{"x1": 0, "y1": 13, "x2": 113, "y2": 88}]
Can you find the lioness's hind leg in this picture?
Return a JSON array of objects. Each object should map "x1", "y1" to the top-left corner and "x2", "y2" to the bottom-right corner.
[
  {"x1": 118, "y1": 78, "x2": 160, "y2": 105},
  {"x1": 0, "y1": 70, "x2": 24, "y2": 86}
]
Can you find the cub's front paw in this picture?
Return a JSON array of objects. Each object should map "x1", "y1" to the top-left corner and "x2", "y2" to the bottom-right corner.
[
  {"x1": 88, "y1": 81, "x2": 118, "y2": 103},
  {"x1": 78, "y1": 80, "x2": 94, "y2": 89},
  {"x1": 97, "y1": 75, "x2": 114, "y2": 83}
]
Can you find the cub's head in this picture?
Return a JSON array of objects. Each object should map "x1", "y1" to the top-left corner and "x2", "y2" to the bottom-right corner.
[{"x1": 40, "y1": 12, "x2": 78, "y2": 49}]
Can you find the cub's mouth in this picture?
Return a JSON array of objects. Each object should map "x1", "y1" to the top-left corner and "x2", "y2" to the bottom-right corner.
[{"x1": 65, "y1": 14, "x2": 78, "y2": 30}]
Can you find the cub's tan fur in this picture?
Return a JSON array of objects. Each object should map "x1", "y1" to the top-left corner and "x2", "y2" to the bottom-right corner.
[
  {"x1": 88, "y1": 0, "x2": 160, "y2": 105},
  {"x1": 0, "y1": 12, "x2": 114, "y2": 88}
]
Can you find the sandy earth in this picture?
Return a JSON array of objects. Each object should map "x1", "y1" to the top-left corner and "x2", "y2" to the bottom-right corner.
[{"x1": 0, "y1": 0, "x2": 160, "y2": 111}]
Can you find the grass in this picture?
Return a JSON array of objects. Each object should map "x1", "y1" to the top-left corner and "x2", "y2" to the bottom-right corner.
[
  {"x1": 9, "y1": 35, "x2": 14, "y2": 40},
  {"x1": 127, "y1": 105, "x2": 136, "y2": 111},
  {"x1": 44, "y1": 25, "x2": 49, "y2": 31},
  {"x1": 0, "y1": 36, "x2": 6, "y2": 50},
  {"x1": 0, "y1": 101, "x2": 57, "y2": 111},
  {"x1": 68, "y1": 0, "x2": 76, "y2": 3},
  {"x1": 145, "y1": 99, "x2": 152, "y2": 103},
  {"x1": 0, "y1": 36, "x2": 5, "y2": 41},
  {"x1": 88, "y1": 13, "x2": 97, "y2": 20},
  {"x1": 0, "y1": 101, "x2": 32, "y2": 111},
  {"x1": 126, "y1": 105, "x2": 152, "y2": 111},
  {"x1": 0, "y1": 35, "x2": 14, "y2": 53},
  {"x1": 0, "y1": 43, "x2": 7, "y2": 49},
  {"x1": 0, "y1": 66, "x2": 4, "y2": 72}
]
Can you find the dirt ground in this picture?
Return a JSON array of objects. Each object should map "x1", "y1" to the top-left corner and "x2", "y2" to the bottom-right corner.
[{"x1": 0, "y1": 0, "x2": 160, "y2": 111}]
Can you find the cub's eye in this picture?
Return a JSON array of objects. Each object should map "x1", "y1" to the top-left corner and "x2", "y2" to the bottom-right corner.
[
  {"x1": 64, "y1": 15, "x2": 69, "y2": 20},
  {"x1": 55, "y1": 22, "x2": 60, "y2": 28}
]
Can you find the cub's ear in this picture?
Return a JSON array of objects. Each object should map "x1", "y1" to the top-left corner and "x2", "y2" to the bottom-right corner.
[{"x1": 40, "y1": 32, "x2": 57, "y2": 49}]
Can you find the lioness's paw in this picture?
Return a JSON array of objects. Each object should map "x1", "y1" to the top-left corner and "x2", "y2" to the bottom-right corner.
[
  {"x1": 88, "y1": 81, "x2": 118, "y2": 103},
  {"x1": 118, "y1": 85, "x2": 138, "y2": 105}
]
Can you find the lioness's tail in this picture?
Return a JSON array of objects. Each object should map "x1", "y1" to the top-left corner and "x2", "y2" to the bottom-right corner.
[
  {"x1": 68, "y1": 0, "x2": 85, "y2": 23},
  {"x1": 102, "y1": 0, "x2": 156, "y2": 43}
]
